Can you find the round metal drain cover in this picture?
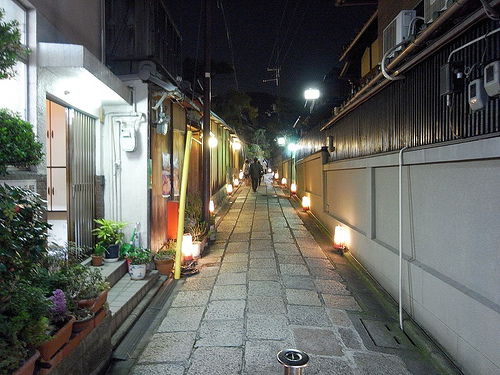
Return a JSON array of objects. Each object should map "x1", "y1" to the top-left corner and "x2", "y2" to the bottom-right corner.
[{"x1": 277, "y1": 349, "x2": 309, "y2": 367}]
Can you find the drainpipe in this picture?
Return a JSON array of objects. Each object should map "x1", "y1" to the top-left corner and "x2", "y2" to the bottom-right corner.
[{"x1": 399, "y1": 146, "x2": 408, "y2": 330}]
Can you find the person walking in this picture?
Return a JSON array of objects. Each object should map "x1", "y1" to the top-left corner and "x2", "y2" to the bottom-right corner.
[
  {"x1": 249, "y1": 157, "x2": 263, "y2": 192},
  {"x1": 242, "y1": 159, "x2": 250, "y2": 186}
]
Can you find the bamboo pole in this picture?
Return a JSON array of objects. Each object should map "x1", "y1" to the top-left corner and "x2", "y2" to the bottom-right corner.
[{"x1": 174, "y1": 130, "x2": 192, "y2": 279}]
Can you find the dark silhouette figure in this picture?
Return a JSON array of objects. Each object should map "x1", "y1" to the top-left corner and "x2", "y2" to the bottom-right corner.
[{"x1": 249, "y1": 158, "x2": 263, "y2": 192}]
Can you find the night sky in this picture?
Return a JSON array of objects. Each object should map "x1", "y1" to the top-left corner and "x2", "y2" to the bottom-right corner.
[{"x1": 170, "y1": 0, "x2": 376, "y2": 99}]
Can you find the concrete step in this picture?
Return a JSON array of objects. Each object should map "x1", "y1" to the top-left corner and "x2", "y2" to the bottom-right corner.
[{"x1": 107, "y1": 269, "x2": 160, "y2": 335}]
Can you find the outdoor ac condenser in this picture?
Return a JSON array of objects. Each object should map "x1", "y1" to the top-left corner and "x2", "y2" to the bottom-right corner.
[
  {"x1": 382, "y1": 10, "x2": 416, "y2": 59},
  {"x1": 424, "y1": 0, "x2": 449, "y2": 23}
]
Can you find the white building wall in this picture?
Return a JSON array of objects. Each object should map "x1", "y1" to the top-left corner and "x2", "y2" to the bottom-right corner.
[
  {"x1": 100, "y1": 81, "x2": 149, "y2": 248},
  {"x1": 297, "y1": 136, "x2": 500, "y2": 375}
]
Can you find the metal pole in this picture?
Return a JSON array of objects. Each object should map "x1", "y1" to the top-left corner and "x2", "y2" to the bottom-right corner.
[
  {"x1": 277, "y1": 349, "x2": 309, "y2": 375},
  {"x1": 174, "y1": 131, "x2": 193, "y2": 279},
  {"x1": 202, "y1": 0, "x2": 211, "y2": 224}
]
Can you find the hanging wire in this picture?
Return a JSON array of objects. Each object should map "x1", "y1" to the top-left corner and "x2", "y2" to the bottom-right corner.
[
  {"x1": 267, "y1": 0, "x2": 290, "y2": 69},
  {"x1": 280, "y1": 1, "x2": 311, "y2": 65},
  {"x1": 190, "y1": 0, "x2": 205, "y2": 101},
  {"x1": 274, "y1": 0, "x2": 302, "y2": 67},
  {"x1": 218, "y1": 0, "x2": 239, "y2": 90}
]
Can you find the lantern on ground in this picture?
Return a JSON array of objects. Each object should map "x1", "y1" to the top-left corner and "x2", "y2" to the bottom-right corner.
[
  {"x1": 302, "y1": 196, "x2": 310, "y2": 210},
  {"x1": 182, "y1": 233, "x2": 193, "y2": 260},
  {"x1": 334, "y1": 225, "x2": 346, "y2": 250}
]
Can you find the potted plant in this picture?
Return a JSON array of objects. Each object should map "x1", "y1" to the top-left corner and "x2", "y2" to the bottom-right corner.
[
  {"x1": 187, "y1": 220, "x2": 207, "y2": 258},
  {"x1": 154, "y1": 240, "x2": 176, "y2": 276},
  {"x1": 37, "y1": 289, "x2": 75, "y2": 362},
  {"x1": 0, "y1": 279, "x2": 51, "y2": 374},
  {"x1": 92, "y1": 218, "x2": 128, "y2": 262},
  {"x1": 92, "y1": 243, "x2": 105, "y2": 266},
  {"x1": 126, "y1": 247, "x2": 151, "y2": 280}
]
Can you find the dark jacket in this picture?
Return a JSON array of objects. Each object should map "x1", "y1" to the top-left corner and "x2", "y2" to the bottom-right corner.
[{"x1": 249, "y1": 160, "x2": 263, "y2": 179}]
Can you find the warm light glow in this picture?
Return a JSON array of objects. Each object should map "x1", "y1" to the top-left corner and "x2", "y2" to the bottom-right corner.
[
  {"x1": 302, "y1": 196, "x2": 310, "y2": 210},
  {"x1": 227, "y1": 184, "x2": 233, "y2": 194},
  {"x1": 239, "y1": 171, "x2": 244, "y2": 180},
  {"x1": 268, "y1": 168, "x2": 272, "y2": 173},
  {"x1": 232, "y1": 139, "x2": 241, "y2": 150},
  {"x1": 334, "y1": 225, "x2": 346, "y2": 249},
  {"x1": 277, "y1": 136, "x2": 286, "y2": 146},
  {"x1": 290, "y1": 183, "x2": 297, "y2": 194},
  {"x1": 209, "y1": 135, "x2": 218, "y2": 148},
  {"x1": 304, "y1": 88, "x2": 320, "y2": 100},
  {"x1": 209, "y1": 200, "x2": 215, "y2": 214},
  {"x1": 274, "y1": 172, "x2": 279, "y2": 179},
  {"x1": 281, "y1": 177, "x2": 287, "y2": 185},
  {"x1": 234, "y1": 178, "x2": 239, "y2": 186},
  {"x1": 182, "y1": 233, "x2": 193, "y2": 257},
  {"x1": 191, "y1": 242, "x2": 201, "y2": 258}
]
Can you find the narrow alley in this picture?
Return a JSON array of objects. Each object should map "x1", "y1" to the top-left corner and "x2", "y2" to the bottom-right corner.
[{"x1": 109, "y1": 175, "x2": 461, "y2": 375}]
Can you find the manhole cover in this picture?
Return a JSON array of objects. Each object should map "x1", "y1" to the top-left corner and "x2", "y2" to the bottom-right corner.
[{"x1": 360, "y1": 319, "x2": 415, "y2": 349}]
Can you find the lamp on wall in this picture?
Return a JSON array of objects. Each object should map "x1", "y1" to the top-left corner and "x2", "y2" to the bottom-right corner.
[
  {"x1": 239, "y1": 171, "x2": 244, "y2": 180},
  {"x1": 209, "y1": 134, "x2": 218, "y2": 148},
  {"x1": 302, "y1": 196, "x2": 310, "y2": 210},
  {"x1": 281, "y1": 177, "x2": 287, "y2": 186},
  {"x1": 226, "y1": 184, "x2": 233, "y2": 195},
  {"x1": 290, "y1": 183, "x2": 297, "y2": 194},
  {"x1": 209, "y1": 200, "x2": 215, "y2": 215},
  {"x1": 234, "y1": 178, "x2": 239, "y2": 187},
  {"x1": 275, "y1": 172, "x2": 279, "y2": 180},
  {"x1": 333, "y1": 225, "x2": 346, "y2": 250}
]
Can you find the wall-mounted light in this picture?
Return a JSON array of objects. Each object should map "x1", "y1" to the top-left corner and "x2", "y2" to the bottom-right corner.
[
  {"x1": 226, "y1": 184, "x2": 233, "y2": 194},
  {"x1": 277, "y1": 136, "x2": 286, "y2": 146},
  {"x1": 302, "y1": 196, "x2": 310, "y2": 210},
  {"x1": 327, "y1": 135, "x2": 335, "y2": 153},
  {"x1": 239, "y1": 171, "x2": 244, "y2": 180},
  {"x1": 281, "y1": 177, "x2": 287, "y2": 186},
  {"x1": 268, "y1": 168, "x2": 272, "y2": 173},
  {"x1": 234, "y1": 178, "x2": 239, "y2": 187},
  {"x1": 232, "y1": 139, "x2": 241, "y2": 150},
  {"x1": 290, "y1": 183, "x2": 297, "y2": 194},
  {"x1": 274, "y1": 172, "x2": 279, "y2": 180},
  {"x1": 209, "y1": 200, "x2": 215, "y2": 215},
  {"x1": 333, "y1": 225, "x2": 346, "y2": 250},
  {"x1": 209, "y1": 134, "x2": 218, "y2": 148}
]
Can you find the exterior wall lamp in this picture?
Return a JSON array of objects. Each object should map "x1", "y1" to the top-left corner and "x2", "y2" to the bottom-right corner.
[
  {"x1": 290, "y1": 183, "x2": 297, "y2": 194},
  {"x1": 226, "y1": 184, "x2": 233, "y2": 195}
]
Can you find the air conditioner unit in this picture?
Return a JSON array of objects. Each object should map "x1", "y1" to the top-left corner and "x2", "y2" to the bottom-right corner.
[
  {"x1": 424, "y1": 0, "x2": 449, "y2": 24},
  {"x1": 383, "y1": 10, "x2": 416, "y2": 59}
]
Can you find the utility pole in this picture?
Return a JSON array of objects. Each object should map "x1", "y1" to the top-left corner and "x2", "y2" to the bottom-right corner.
[{"x1": 202, "y1": 0, "x2": 211, "y2": 224}]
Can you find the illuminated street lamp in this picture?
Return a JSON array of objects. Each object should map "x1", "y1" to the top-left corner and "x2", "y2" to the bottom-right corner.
[
  {"x1": 304, "y1": 88, "x2": 320, "y2": 112},
  {"x1": 304, "y1": 88, "x2": 320, "y2": 100}
]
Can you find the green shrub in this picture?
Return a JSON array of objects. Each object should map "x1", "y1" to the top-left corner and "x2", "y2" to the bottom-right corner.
[{"x1": 0, "y1": 109, "x2": 43, "y2": 175}]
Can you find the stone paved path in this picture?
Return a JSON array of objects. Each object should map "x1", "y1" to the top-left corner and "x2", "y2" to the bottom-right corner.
[{"x1": 124, "y1": 175, "x2": 454, "y2": 375}]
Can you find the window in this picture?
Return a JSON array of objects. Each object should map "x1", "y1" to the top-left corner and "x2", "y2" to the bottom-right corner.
[{"x1": 0, "y1": 0, "x2": 28, "y2": 118}]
